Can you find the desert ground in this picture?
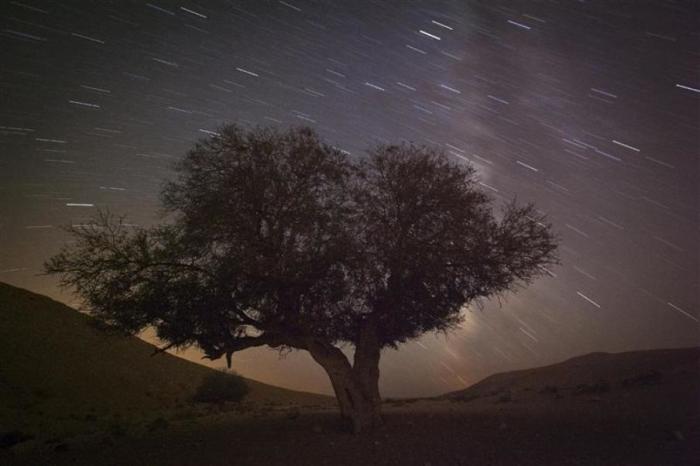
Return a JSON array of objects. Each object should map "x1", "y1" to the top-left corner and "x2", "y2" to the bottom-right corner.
[
  {"x1": 8, "y1": 385, "x2": 699, "y2": 466},
  {"x1": 2, "y1": 283, "x2": 698, "y2": 465}
]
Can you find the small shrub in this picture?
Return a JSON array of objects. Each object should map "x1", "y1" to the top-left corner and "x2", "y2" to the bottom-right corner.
[{"x1": 191, "y1": 370, "x2": 249, "y2": 404}]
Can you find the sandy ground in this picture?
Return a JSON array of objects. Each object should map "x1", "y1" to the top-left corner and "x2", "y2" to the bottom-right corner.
[
  {"x1": 4, "y1": 284, "x2": 697, "y2": 465},
  {"x1": 6, "y1": 382, "x2": 698, "y2": 466}
]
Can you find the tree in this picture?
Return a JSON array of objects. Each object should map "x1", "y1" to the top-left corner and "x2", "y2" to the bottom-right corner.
[{"x1": 46, "y1": 125, "x2": 558, "y2": 433}]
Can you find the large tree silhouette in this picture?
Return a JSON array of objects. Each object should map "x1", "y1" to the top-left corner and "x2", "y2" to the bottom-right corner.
[{"x1": 46, "y1": 125, "x2": 558, "y2": 433}]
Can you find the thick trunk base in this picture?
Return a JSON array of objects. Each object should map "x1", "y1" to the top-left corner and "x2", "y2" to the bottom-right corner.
[
  {"x1": 306, "y1": 337, "x2": 382, "y2": 434},
  {"x1": 325, "y1": 370, "x2": 383, "y2": 433},
  {"x1": 339, "y1": 384, "x2": 383, "y2": 434}
]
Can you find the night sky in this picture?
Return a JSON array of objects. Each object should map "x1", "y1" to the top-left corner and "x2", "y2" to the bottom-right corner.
[{"x1": 1, "y1": 0, "x2": 698, "y2": 397}]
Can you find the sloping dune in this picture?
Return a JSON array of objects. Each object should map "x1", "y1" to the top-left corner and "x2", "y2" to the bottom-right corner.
[{"x1": 0, "y1": 282, "x2": 331, "y2": 441}]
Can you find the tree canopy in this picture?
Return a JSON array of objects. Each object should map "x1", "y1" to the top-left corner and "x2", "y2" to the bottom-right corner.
[{"x1": 46, "y1": 125, "x2": 558, "y2": 432}]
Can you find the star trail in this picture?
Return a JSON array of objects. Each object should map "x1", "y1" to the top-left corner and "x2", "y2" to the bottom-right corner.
[{"x1": 1, "y1": 0, "x2": 698, "y2": 397}]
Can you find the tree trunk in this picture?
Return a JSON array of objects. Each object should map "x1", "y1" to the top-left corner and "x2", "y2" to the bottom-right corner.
[
  {"x1": 328, "y1": 367, "x2": 382, "y2": 434},
  {"x1": 306, "y1": 330, "x2": 382, "y2": 434}
]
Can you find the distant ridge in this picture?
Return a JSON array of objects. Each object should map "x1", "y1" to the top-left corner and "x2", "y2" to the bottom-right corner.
[{"x1": 443, "y1": 346, "x2": 700, "y2": 400}]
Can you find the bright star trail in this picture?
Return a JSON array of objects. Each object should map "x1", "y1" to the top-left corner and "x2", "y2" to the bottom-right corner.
[{"x1": 0, "y1": 0, "x2": 698, "y2": 397}]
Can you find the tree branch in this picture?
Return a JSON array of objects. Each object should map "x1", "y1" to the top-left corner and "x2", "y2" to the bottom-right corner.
[
  {"x1": 151, "y1": 341, "x2": 180, "y2": 356},
  {"x1": 203, "y1": 332, "x2": 306, "y2": 368}
]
